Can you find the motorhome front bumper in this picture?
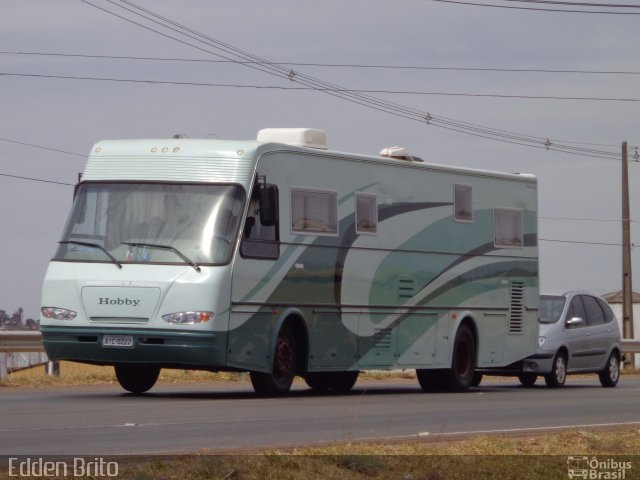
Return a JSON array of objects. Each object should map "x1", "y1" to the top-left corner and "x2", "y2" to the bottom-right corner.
[{"x1": 40, "y1": 326, "x2": 226, "y2": 369}]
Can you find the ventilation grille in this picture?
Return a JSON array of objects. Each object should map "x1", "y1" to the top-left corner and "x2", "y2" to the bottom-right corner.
[
  {"x1": 373, "y1": 328, "x2": 393, "y2": 350},
  {"x1": 398, "y1": 277, "x2": 415, "y2": 299},
  {"x1": 509, "y1": 282, "x2": 525, "y2": 334}
]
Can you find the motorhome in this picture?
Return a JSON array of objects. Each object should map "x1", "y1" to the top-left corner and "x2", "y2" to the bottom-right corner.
[{"x1": 40, "y1": 128, "x2": 539, "y2": 395}]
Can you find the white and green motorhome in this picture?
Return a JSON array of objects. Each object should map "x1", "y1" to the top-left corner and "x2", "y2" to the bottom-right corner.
[{"x1": 40, "y1": 128, "x2": 539, "y2": 395}]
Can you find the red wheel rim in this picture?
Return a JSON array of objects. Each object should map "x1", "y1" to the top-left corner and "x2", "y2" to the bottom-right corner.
[{"x1": 273, "y1": 335, "x2": 294, "y2": 382}]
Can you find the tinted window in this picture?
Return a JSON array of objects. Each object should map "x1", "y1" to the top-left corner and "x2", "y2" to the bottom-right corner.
[
  {"x1": 583, "y1": 295, "x2": 606, "y2": 326},
  {"x1": 568, "y1": 296, "x2": 587, "y2": 328},
  {"x1": 240, "y1": 185, "x2": 279, "y2": 259},
  {"x1": 596, "y1": 298, "x2": 615, "y2": 323},
  {"x1": 539, "y1": 295, "x2": 566, "y2": 324}
]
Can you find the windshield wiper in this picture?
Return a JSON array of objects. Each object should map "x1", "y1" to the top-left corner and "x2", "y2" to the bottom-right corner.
[
  {"x1": 123, "y1": 242, "x2": 201, "y2": 272},
  {"x1": 59, "y1": 240, "x2": 123, "y2": 269}
]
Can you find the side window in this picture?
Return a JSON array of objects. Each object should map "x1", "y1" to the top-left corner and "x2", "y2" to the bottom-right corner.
[
  {"x1": 582, "y1": 295, "x2": 606, "y2": 326},
  {"x1": 596, "y1": 298, "x2": 615, "y2": 323},
  {"x1": 494, "y1": 208, "x2": 523, "y2": 248},
  {"x1": 568, "y1": 296, "x2": 587, "y2": 328},
  {"x1": 291, "y1": 188, "x2": 338, "y2": 235},
  {"x1": 355, "y1": 193, "x2": 377, "y2": 234},
  {"x1": 240, "y1": 184, "x2": 279, "y2": 259},
  {"x1": 454, "y1": 184, "x2": 473, "y2": 222}
]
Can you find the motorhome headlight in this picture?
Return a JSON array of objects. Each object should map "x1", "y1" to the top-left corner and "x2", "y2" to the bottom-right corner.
[
  {"x1": 162, "y1": 311, "x2": 213, "y2": 324},
  {"x1": 41, "y1": 307, "x2": 77, "y2": 321},
  {"x1": 538, "y1": 336, "x2": 546, "y2": 348}
]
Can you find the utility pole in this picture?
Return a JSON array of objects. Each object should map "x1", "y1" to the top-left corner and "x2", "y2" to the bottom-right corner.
[{"x1": 621, "y1": 141, "x2": 635, "y2": 346}]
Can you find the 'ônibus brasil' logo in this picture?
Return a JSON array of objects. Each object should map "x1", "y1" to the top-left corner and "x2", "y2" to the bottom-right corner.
[
  {"x1": 567, "y1": 456, "x2": 633, "y2": 479},
  {"x1": 98, "y1": 297, "x2": 141, "y2": 307}
]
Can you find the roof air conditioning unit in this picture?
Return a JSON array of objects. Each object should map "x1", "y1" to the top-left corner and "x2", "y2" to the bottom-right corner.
[{"x1": 257, "y1": 128, "x2": 328, "y2": 150}]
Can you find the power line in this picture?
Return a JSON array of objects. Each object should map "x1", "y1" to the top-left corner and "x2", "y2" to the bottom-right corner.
[
  {"x1": 503, "y1": 0, "x2": 640, "y2": 8},
  {"x1": 539, "y1": 238, "x2": 636, "y2": 247},
  {"x1": 540, "y1": 216, "x2": 626, "y2": 223},
  {"x1": 4, "y1": 50, "x2": 640, "y2": 77},
  {"x1": 0, "y1": 137, "x2": 85, "y2": 157},
  {"x1": 100, "y1": 0, "x2": 626, "y2": 158},
  {"x1": 75, "y1": 0, "x2": 622, "y2": 161},
  {"x1": 5, "y1": 72, "x2": 640, "y2": 104},
  {"x1": 432, "y1": 0, "x2": 640, "y2": 14},
  {"x1": 0, "y1": 172, "x2": 73, "y2": 186}
]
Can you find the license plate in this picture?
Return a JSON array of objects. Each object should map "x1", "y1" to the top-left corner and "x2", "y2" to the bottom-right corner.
[{"x1": 102, "y1": 334, "x2": 134, "y2": 348}]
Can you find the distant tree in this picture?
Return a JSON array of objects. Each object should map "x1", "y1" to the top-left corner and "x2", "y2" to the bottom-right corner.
[
  {"x1": 25, "y1": 318, "x2": 38, "y2": 330},
  {"x1": 0, "y1": 309, "x2": 6, "y2": 327},
  {"x1": 10, "y1": 308, "x2": 24, "y2": 327}
]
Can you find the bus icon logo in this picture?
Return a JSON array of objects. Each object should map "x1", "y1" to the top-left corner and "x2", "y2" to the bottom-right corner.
[{"x1": 567, "y1": 456, "x2": 589, "y2": 479}]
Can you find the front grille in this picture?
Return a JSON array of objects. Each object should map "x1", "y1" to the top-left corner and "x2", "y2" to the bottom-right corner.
[{"x1": 89, "y1": 317, "x2": 149, "y2": 324}]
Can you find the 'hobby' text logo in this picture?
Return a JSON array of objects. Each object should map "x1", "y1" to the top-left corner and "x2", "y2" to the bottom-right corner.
[{"x1": 98, "y1": 297, "x2": 141, "y2": 307}]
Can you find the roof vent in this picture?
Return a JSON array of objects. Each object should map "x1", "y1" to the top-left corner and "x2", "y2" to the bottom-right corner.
[
  {"x1": 380, "y1": 146, "x2": 423, "y2": 162},
  {"x1": 257, "y1": 128, "x2": 328, "y2": 150}
]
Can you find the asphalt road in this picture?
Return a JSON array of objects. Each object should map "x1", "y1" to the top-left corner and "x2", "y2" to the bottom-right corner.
[{"x1": 2, "y1": 376, "x2": 639, "y2": 455}]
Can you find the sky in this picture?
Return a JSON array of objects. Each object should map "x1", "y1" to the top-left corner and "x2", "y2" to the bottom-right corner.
[{"x1": 1, "y1": 0, "x2": 639, "y2": 319}]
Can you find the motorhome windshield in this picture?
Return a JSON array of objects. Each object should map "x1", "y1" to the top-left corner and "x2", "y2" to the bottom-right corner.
[{"x1": 54, "y1": 183, "x2": 245, "y2": 266}]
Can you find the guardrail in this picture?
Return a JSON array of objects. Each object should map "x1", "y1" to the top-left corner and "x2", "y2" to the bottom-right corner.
[
  {"x1": 622, "y1": 338, "x2": 640, "y2": 353},
  {"x1": 0, "y1": 331, "x2": 43, "y2": 352},
  {"x1": 2, "y1": 332, "x2": 639, "y2": 352}
]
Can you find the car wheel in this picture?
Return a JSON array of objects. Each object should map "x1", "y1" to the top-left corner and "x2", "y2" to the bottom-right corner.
[
  {"x1": 518, "y1": 373, "x2": 538, "y2": 387},
  {"x1": 544, "y1": 352, "x2": 567, "y2": 388},
  {"x1": 598, "y1": 352, "x2": 620, "y2": 388}
]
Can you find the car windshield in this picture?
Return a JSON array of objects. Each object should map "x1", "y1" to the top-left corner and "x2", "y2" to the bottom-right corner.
[
  {"x1": 538, "y1": 295, "x2": 566, "y2": 324},
  {"x1": 54, "y1": 183, "x2": 245, "y2": 266}
]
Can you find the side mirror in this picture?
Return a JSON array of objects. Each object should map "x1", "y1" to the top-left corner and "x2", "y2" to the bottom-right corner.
[
  {"x1": 258, "y1": 185, "x2": 278, "y2": 227},
  {"x1": 565, "y1": 316, "x2": 585, "y2": 328}
]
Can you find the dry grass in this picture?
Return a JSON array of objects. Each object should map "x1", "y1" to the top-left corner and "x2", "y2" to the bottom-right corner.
[
  {"x1": 2, "y1": 429, "x2": 633, "y2": 480},
  {"x1": 2, "y1": 364, "x2": 639, "y2": 479},
  {"x1": 2, "y1": 363, "x2": 638, "y2": 388},
  {"x1": 0, "y1": 361, "x2": 245, "y2": 387}
]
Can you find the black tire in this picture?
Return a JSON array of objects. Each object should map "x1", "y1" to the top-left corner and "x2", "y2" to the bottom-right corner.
[
  {"x1": 250, "y1": 325, "x2": 296, "y2": 396},
  {"x1": 599, "y1": 351, "x2": 620, "y2": 388},
  {"x1": 416, "y1": 369, "x2": 446, "y2": 392},
  {"x1": 304, "y1": 371, "x2": 359, "y2": 394},
  {"x1": 544, "y1": 352, "x2": 567, "y2": 388},
  {"x1": 443, "y1": 324, "x2": 477, "y2": 392},
  {"x1": 114, "y1": 364, "x2": 160, "y2": 394},
  {"x1": 518, "y1": 373, "x2": 538, "y2": 387},
  {"x1": 470, "y1": 372, "x2": 483, "y2": 387}
]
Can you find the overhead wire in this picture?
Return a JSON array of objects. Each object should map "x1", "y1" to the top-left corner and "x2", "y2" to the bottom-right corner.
[
  {"x1": 0, "y1": 172, "x2": 74, "y2": 186},
  {"x1": 502, "y1": 0, "x2": 640, "y2": 8},
  {"x1": 432, "y1": 0, "x2": 640, "y2": 14},
  {"x1": 4, "y1": 51, "x2": 640, "y2": 77},
  {"x1": 4, "y1": 72, "x2": 640, "y2": 104},
  {"x1": 76, "y1": 0, "x2": 623, "y2": 161},
  {"x1": 0, "y1": 137, "x2": 85, "y2": 157}
]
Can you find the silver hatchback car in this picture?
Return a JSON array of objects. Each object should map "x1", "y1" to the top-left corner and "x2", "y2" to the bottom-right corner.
[{"x1": 520, "y1": 291, "x2": 622, "y2": 388}]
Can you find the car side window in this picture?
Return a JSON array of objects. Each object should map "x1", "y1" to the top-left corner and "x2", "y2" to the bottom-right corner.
[
  {"x1": 596, "y1": 298, "x2": 615, "y2": 324},
  {"x1": 568, "y1": 296, "x2": 587, "y2": 328},
  {"x1": 582, "y1": 295, "x2": 606, "y2": 326}
]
